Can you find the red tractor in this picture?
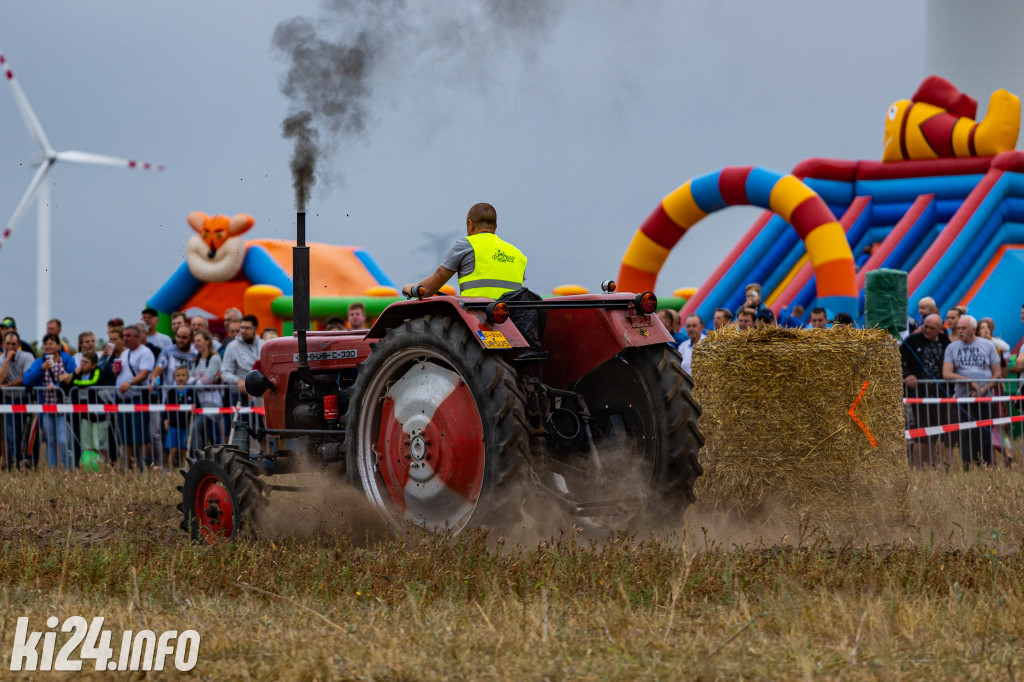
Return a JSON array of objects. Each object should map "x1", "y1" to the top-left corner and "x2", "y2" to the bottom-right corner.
[{"x1": 178, "y1": 218, "x2": 701, "y2": 541}]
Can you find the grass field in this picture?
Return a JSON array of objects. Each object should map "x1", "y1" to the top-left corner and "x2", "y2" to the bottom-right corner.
[{"x1": 1, "y1": 465, "x2": 1023, "y2": 680}]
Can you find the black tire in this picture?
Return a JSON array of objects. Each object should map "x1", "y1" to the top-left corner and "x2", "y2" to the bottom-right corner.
[
  {"x1": 177, "y1": 444, "x2": 267, "y2": 543},
  {"x1": 345, "y1": 314, "x2": 529, "y2": 533},
  {"x1": 569, "y1": 345, "x2": 703, "y2": 523}
]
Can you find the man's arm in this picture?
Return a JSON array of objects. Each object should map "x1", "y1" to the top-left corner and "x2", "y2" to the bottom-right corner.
[
  {"x1": 219, "y1": 343, "x2": 243, "y2": 386},
  {"x1": 0, "y1": 350, "x2": 12, "y2": 384},
  {"x1": 120, "y1": 368, "x2": 150, "y2": 394},
  {"x1": 976, "y1": 361, "x2": 1002, "y2": 396},
  {"x1": 402, "y1": 266, "x2": 456, "y2": 298},
  {"x1": 941, "y1": 360, "x2": 959, "y2": 381},
  {"x1": 149, "y1": 350, "x2": 166, "y2": 387},
  {"x1": 119, "y1": 351, "x2": 153, "y2": 394},
  {"x1": 977, "y1": 343, "x2": 1003, "y2": 395},
  {"x1": 899, "y1": 343, "x2": 919, "y2": 389}
]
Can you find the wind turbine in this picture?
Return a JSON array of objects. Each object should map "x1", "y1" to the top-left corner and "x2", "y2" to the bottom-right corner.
[{"x1": 0, "y1": 50, "x2": 163, "y2": 339}]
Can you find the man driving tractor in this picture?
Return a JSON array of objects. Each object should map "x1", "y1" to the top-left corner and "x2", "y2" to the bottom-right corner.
[
  {"x1": 402, "y1": 203, "x2": 544, "y2": 352},
  {"x1": 402, "y1": 203, "x2": 526, "y2": 299}
]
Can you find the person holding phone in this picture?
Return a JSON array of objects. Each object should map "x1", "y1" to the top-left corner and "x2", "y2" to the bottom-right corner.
[{"x1": 22, "y1": 333, "x2": 76, "y2": 470}]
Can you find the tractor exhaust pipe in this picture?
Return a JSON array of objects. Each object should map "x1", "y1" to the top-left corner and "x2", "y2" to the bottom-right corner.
[{"x1": 294, "y1": 211, "x2": 312, "y2": 379}]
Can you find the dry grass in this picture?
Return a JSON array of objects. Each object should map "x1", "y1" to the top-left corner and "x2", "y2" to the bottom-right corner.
[{"x1": 0, "y1": 467, "x2": 1023, "y2": 680}]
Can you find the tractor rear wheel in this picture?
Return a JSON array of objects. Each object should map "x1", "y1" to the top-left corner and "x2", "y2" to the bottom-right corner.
[
  {"x1": 567, "y1": 345, "x2": 703, "y2": 525},
  {"x1": 345, "y1": 314, "x2": 529, "y2": 534},
  {"x1": 178, "y1": 444, "x2": 267, "y2": 543}
]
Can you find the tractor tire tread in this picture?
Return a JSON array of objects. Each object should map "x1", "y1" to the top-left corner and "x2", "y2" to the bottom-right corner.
[{"x1": 178, "y1": 444, "x2": 267, "y2": 543}]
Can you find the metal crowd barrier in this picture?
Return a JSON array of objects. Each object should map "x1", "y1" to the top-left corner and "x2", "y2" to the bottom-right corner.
[
  {"x1": 5, "y1": 374, "x2": 1023, "y2": 473},
  {"x1": 0, "y1": 385, "x2": 264, "y2": 472},
  {"x1": 904, "y1": 377, "x2": 1024, "y2": 469}
]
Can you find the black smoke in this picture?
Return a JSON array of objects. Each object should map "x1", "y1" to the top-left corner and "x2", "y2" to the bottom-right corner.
[
  {"x1": 273, "y1": 0, "x2": 566, "y2": 211},
  {"x1": 281, "y1": 112, "x2": 319, "y2": 212}
]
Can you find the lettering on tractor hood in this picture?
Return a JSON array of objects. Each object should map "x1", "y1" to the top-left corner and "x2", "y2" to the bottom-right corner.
[{"x1": 292, "y1": 349, "x2": 358, "y2": 362}]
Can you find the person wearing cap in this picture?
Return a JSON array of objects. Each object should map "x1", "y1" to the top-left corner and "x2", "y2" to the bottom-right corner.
[
  {"x1": 755, "y1": 308, "x2": 777, "y2": 327},
  {"x1": 141, "y1": 308, "x2": 172, "y2": 351},
  {"x1": 323, "y1": 316, "x2": 346, "y2": 331},
  {"x1": 834, "y1": 312, "x2": 856, "y2": 327},
  {"x1": 1, "y1": 318, "x2": 36, "y2": 356},
  {"x1": 107, "y1": 317, "x2": 125, "y2": 339}
]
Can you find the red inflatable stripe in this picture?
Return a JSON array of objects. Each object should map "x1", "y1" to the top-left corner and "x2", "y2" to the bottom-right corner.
[
  {"x1": 718, "y1": 166, "x2": 753, "y2": 205},
  {"x1": 789, "y1": 196, "x2": 837, "y2": 239},
  {"x1": 640, "y1": 203, "x2": 686, "y2": 248}
]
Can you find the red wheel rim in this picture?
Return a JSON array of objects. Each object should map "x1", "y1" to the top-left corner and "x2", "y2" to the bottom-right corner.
[
  {"x1": 194, "y1": 474, "x2": 234, "y2": 541},
  {"x1": 374, "y1": 361, "x2": 485, "y2": 529}
]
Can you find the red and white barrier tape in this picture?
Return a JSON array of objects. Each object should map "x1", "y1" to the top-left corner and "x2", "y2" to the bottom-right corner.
[
  {"x1": 0, "y1": 404, "x2": 264, "y2": 415},
  {"x1": 905, "y1": 413, "x2": 1024, "y2": 439},
  {"x1": 904, "y1": 394, "x2": 1024, "y2": 405}
]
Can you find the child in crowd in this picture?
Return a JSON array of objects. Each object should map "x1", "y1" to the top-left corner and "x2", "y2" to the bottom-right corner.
[
  {"x1": 163, "y1": 365, "x2": 192, "y2": 470},
  {"x1": 66, "y1": 350, "x2": 110, "y2": 465}
]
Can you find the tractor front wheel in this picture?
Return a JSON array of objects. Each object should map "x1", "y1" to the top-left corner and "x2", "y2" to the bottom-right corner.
[{"x1": 178, "y1": 445, "x2": 267, "y2": 543}]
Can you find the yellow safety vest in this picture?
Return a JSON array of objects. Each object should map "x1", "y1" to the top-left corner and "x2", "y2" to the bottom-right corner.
[{"x1": 458, "y1": 232, "x2": 527, "y2": 299}]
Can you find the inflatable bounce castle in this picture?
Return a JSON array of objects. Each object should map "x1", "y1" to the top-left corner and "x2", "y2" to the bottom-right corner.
[
  {"x1": 619, "y1": 76, "x2": 1024, "y2": 349},
  {"x1": 147, "y1": 212, "x2": 396, "y2": 333}
]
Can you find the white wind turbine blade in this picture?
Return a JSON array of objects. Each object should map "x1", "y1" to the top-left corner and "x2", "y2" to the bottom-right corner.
[
  {"x1": 56, "y1": 150, "x2": 164, "y2": 171},
  {"x1": 0, "y1": 50, "x2": 53, "y2": 155},
  {"x1": 0, "y1": 161, "x2": 51, "y2": 250}
]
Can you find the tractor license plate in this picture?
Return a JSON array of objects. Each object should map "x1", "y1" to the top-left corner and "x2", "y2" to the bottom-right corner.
[{"x1": 477, "y1": 330, "x2": 511, "y2": 349}]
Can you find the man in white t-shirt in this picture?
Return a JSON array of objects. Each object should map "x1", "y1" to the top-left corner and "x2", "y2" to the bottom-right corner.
[
  {"x1": 115, "y1": 324, "x2": 156, "y2": 470},
  {"x1": 943, "y1": 314, "x2": 1000, "y2": 469},
  {"x1": 141, "y1": 307, "x2": 173, "y2": 352},
  {"x1": 679, "y1": 314, "x2": 705, "y2": 376},
  {"x1": 222, "y1": 315, "x2": 263, "y2": 392}
]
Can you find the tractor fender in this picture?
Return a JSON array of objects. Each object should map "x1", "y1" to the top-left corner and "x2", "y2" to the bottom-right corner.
[{"x1": 365, "y1": 295, "x2": 530, "y2": 349}]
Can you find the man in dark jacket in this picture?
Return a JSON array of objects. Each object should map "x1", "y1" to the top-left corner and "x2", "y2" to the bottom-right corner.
[{"x1": 900, "y1": 313, "x2": 950, "y2": 467}]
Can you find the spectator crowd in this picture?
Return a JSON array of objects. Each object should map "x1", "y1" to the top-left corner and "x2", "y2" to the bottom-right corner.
[
  {"x1": 3, "y1": 289, "x2": 1021, "y2": 475},
  {"x1": 657, "y1": 283, "x2": 1024, "y2": 471},
  {"x1": 0, "y1": 304, "x2": 362, "y2": 472}
]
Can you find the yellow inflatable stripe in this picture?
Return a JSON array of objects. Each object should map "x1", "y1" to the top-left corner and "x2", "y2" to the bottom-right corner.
[
  {"x1": 804, "y1": 222, "x2": 851, "y2": 268},
  {"x1": 661, "y1": 181, "x2": 707, "y2": 229},
  {"x1": 768, "y1": 175, "x2": 817, "y2": 222},
  {"x1": 622, "y1": 230, "x2": 672, "y2": 272},
  {"x1": 765, "y1": 252, "x2": 809, "y2": 306},
  {"x1": 951, "y1": 117, "x2": 975, "y2": 157}
]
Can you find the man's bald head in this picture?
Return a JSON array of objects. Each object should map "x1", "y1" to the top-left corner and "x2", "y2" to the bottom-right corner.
[
  {"x1": 467, "y1": 203, "x2": 497, "y2": 233},
  {"x1": 921, "y1": 313, "x2": 943, "y2": 341}
]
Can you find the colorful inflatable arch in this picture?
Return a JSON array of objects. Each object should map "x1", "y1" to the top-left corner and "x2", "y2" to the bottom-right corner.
[{"x1": 618, "y1": 166, "x2": 858, "y2": 316}]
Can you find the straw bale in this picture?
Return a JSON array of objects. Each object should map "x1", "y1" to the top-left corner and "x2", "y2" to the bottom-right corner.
[{"x1": 691, "y1": 326, "x2": 909, "y2": 535}]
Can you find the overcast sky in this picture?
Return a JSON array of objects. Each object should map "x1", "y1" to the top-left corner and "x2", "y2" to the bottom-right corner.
[{"x1": 0, "y1": 1, "x2": 941, "y2": 338}]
